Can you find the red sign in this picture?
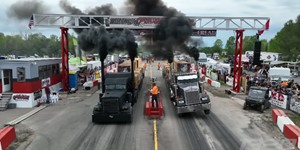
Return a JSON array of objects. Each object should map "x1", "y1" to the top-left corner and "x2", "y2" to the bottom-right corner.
[{"x1": 271, "y1": 91, "x2": 284, "y2": 101}]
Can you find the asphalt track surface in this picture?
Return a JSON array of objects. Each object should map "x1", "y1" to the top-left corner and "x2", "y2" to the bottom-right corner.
[{"x1": 21, "y1": 61, "x2": 241, "y2": 150}]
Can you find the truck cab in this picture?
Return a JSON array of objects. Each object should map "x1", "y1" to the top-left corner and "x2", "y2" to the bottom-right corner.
[
  {"x1": 92, "y1": 73, "x2": 133, "y2": 123},
  {"x1": 170, "y1": 74, "x2": 211, "y2": 115}
]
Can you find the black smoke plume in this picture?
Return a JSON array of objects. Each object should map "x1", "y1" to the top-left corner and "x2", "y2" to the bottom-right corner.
[
  {"x1": 189, "y1": 47, "x2": 200, "y2": 62},
  {"x1": 78, "y1": 26, "x2": 137, "y2": 92},
  {"x1": 7, "y1": 0, "x2": 49, "y2": 20},
  {"x1": 59, "y1": 0, "x2": 83, "y2": 15},
  {"x1": 126, "y1": 0, "x2": 193, "y2": 63},
  {"x1": 125, "y1": 0, "x2": 168, "y2": 16},
  {"x1": 59, "y1": 0, "x2": 117, "y2": 33}
]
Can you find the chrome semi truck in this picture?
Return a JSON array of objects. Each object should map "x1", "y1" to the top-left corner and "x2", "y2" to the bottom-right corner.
[{"x1": 163, "y1": 60, "x2": 211, "y2": 115}]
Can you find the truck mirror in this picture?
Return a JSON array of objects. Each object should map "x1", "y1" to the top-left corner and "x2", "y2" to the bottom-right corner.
[{"x1": 99, "y1": 93, "x2": 104, "y2": 98}]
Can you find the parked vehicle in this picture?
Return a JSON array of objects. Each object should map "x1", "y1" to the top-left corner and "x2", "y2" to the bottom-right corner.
[
  {"x1": 92, "y1": 58, "x2": 144, "y2": 123},
  {"x1": 198, "y1": 53, "x2": 208, "y2": 65},
  {"x1": 268, "y1": 67, "x2": 291, "y2": 82},
  {"x1": 243, "y1": 86, "x2": 271, "y2": 113}
]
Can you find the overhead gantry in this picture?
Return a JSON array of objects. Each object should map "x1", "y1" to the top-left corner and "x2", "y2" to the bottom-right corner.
[{"x1": 30, "y1": 14, "x2": 269, "y2": 92}]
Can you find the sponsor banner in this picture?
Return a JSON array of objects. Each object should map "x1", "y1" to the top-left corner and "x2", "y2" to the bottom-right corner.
[
  {"x1": 12, "y1": 94, "x2": 30, "y2": 101},
  {"x1": 190, "y1": 63, "x2": 197, "y2": 73},
  {"x1": 106, "y1": 16, "x2": 196, "y2": 29},
  {"x1": 107, "y1": 63, "x2": 118, "y2": 73},
  {"x1": 10, "y1": 93, "x2": 36, "y2": 108},
  {"x1": 177, "y1": 64, "x2": 191, "y2": 73},
  {"x1": 290, "y1": 97, "x2": 300, "y2": 114},
  {"x1": 34, "y1": 90, "x2": 42, "y2": 100},
  {"x1": 269, "y1": 91, "x2": 288, "y2": 109},
  {"x1": 192, "y1": 30, "x2": 217, "y2": 36},
  {"x1": 41, "y1": 77, "x2": 51, "y2": 87}
]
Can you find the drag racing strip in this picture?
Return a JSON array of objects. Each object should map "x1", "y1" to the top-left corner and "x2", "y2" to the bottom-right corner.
[
  {"x1": 149, "y1": 63, "x2": 159, "y2": 150},
  {"x1": 153, "y1": 119, "x2": 158, "y2": 150}
]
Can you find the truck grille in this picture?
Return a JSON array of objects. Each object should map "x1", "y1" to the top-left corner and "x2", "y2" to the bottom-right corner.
[
  {"x1": 102, "y1": 99, "x2": 119, "y2": 113},
  {"x1": 184, "y1": 91, "x2": 200, "y2": 105}
]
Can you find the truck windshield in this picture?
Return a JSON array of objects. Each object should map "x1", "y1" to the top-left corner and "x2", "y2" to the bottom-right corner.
[
  {"x1": 106, "y1": 85, "x2": 116, "y2": 90},
  {"x1": 116, "y1": 85, "x2": 126, "y2": 90},
  {"x1": 249, "y1": 89, "x2": 266, "y2": 98},
  {"x1": 177, "y1": 79, "x2": 198, "y2": 84}
]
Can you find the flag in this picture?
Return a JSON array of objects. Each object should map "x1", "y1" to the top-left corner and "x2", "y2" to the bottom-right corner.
[
  {"x1": 265, "y1": 19, "x2": 270, "y2": 30},
  {"x1": 28, "y1": 15, "x2": 34, "y2": 29}
]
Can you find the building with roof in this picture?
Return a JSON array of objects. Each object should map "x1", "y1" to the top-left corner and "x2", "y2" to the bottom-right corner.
[{"x1": 0, "y1": 58, "x2": 62, "y2": 108}]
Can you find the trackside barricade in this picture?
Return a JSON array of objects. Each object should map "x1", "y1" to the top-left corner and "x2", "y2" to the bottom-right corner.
[
  {"x1": 272, "y1": 109, "x2": 287, "y2": 123},
  {"x1": 0, "y1": 126, "x2": 16, "y2": 150},
  {"x1": 283, "y1": 124, "x2": 300, "y2": 146},
  {"x1": 277, "y1": 116, "x2": 294, "y2": 132},
  {"x1": 272, "y1": 108, "x2": 300, "y2": 148},
  {"x1": 145, "y1": 95, "x2": 163, "y2": 118}
]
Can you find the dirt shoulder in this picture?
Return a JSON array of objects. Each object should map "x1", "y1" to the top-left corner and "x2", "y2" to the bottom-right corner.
[{"x1": 206, "y1": 84, "x2": 295, "y2": 149}]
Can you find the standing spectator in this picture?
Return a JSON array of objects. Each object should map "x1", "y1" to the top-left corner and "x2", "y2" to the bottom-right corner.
[
  {"x1": 157, "y1": 62, "x2": 161, "y2": 70},
  {"x1": 150, "y1": 83, "x2": 159, "y2": 108},
  {"x1": 144, "y1": 63, "x2": 147, "y2": 70},
  {"x1": 45, "y1": 84, "x2": 51, "y2": 104}
]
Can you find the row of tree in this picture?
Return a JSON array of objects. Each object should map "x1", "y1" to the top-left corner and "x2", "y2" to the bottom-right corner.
[
  {"x1": 202, "y1": 15, "x2": 300, "y2": 61},
  {"x1": 0, "y1": 15, "x2": 299, "y2": 60},
  {"x1": 0, "y1": 33, "x2": 76, "y2": 57},
  {"x1": 201, "y1": 36, "x2": 268, "y2": 56}
]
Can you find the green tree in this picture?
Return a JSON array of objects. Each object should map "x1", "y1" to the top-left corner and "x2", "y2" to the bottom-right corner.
[
  {"x1": 261, "y1": 39, "x2": 268, "y2": 52},
  {"x1": 269, "y1": 15, "x2": 300, "y2": 61},
  {"x1": 225, "y1": 36, "x2": 235, "y2": 55},
  {"x1": 242, "y1": 35, "x2": 257, "y2": 51},
  {"x1": 211, "y1": 39, "x2": 223, "y2": 54}
]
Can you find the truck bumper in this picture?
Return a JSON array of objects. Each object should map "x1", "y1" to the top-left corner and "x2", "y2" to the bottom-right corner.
[
  {"x1": 92, "y1": 106, "x2": 132, "y2": 123},
  {"x1": 92, "y1": 112, "x2": 131, "y2": 123},
  {"x1": 176, "y1": 102, "x2": 211, "y2": 114}
]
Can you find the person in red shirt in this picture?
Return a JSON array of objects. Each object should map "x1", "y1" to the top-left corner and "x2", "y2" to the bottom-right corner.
[
  {"x1": 157, "y1": 63, "x2": 161, "y2": 70},
  {"x1": 45, "y1": 84, "x2": 51, "y2": 104}
]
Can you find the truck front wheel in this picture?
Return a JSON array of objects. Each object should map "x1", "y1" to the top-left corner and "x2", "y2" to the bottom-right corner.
[
  {"x1": 204, "y1": 110, "x2": 210, "y2": 114},
  {"x1": 260, "y1": 104, "x2": 265, "y2": 113}
]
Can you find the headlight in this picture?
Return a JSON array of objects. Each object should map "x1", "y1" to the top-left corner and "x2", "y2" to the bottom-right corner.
[
  {"x1": 202, "y1": 97, "x2": 208, "y2": 100},
  {"x1": 178, "y1": 100, "x2": 185, "y2": 104}
]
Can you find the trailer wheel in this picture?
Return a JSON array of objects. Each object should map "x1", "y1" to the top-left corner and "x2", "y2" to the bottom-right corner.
[
  {"x1": 204, "y1": 110, "x2": 210, "y2": 114},
  {"x1": 128, "y1": 106, "x2": 133, "y2": 123},
  {"x1": 243, "y1": 102, "x2": 248, "y2": 110},
  {"x1": 260, "y1": 104, "x2": 265, "y2": 113}
]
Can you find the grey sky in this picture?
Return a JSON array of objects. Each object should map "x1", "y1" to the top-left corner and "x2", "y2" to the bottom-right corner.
[{"x1": 1, "y1": 0, "x2": 299, "y2": 46}]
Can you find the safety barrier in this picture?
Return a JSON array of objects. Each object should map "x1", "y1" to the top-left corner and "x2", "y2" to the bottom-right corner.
[
  {"x1": 277, "y1": 116, "x2": 294, "y2": 132},
  {"x1": 202, "y1": 75, "x2": 221, "y2": 88},
  {"x1": 272, "y1": 108, "x2": 300, "y2": 149},
  {"x1": 0, "y1": 126, "x2": 16, "y2": 150},
  {"x1": 283, "y1": 124, "x2": 300, "y2": 146},
  {"x1": 272, "y1": 109, "x2": 287, "y2": 123}
]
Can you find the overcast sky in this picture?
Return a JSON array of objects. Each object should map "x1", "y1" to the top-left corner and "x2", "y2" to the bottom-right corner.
[{"x1": 1, "y1": 0, "x2": 299, "y2": 46}]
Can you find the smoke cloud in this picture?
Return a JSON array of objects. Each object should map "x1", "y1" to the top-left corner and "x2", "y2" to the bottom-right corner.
[
  {"x1": 7, "y1": 0, "x2": 49, "y2": 20},
  {"x1": 78, "y1": 27, "x2": 137, "y2": 61},
  {"x1": 59, "y1": 0, "x2": 117, "y2": 33},
  {"x1": 59, "y1": 0, "x2": 83, "y2": 15},
  {"x1": 126, "y1": 0, "x2": 194, "y2": 63}
]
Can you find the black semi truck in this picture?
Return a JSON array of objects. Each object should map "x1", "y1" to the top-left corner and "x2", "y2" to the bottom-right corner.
[{"x1": 92, "y1": 73, "x2": 141, "y2": 123}]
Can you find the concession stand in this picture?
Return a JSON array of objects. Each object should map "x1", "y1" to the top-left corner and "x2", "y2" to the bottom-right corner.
[{"x1": 0, "y1": 58, "x2": 61, "y2": 108}]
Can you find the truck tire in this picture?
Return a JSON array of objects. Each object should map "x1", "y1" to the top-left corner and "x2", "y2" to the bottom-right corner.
[
  {"x1": 128, "y1": 106, "x2": 133, "y2": 123},
  {"x1": 260, "y1": 104, "x2": 264, "y2": 113},
  {"x1": 243, "y1": 102, "x2": 247, "y2": 110},
  {"x1": 204, "y1": 110, "x2": 210, "y2": 114}
]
